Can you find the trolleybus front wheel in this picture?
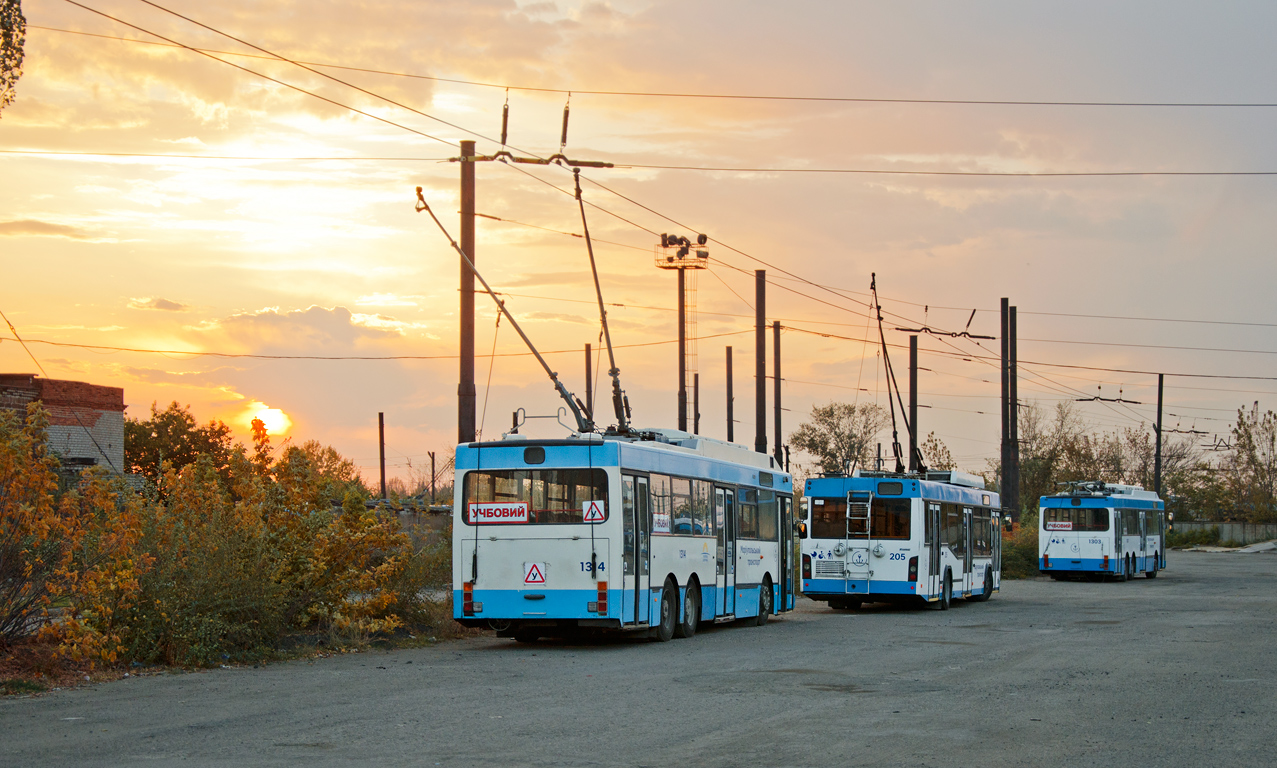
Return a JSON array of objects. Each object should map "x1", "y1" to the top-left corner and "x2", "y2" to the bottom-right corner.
[
  {"x1": 974, "y1": 566, "x2": 994, "y2": 602},
  {"x1": 676, "y1": 583, "x2": 700, "y2": 638},
  {"x1": 940, "y1": 571, "x2": 953, "y2": 610},
  {"x1": 655, "y1": 580, "x2": 677, "y2": 642}
]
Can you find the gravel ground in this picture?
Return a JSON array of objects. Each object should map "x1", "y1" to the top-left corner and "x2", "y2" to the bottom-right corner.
[{"x1": 3, "y1": 550, "x2": 1275, "y2": 767}]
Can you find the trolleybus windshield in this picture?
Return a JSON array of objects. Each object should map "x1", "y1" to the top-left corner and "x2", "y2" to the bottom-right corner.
[{"x1": 464, "y1": 468, "x2": 609, "y2": 524}]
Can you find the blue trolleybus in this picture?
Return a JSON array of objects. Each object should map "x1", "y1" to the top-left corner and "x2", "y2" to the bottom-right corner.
[
  {"x1": 1039, "y1": 482, "x2": 1166, "y2": 580},
  {"x1": 800, "y1": 470, "x2": 1002, "y2": 610},
  {"x1": 453, "y1": 429, "x2": 795, "y2": 642}
]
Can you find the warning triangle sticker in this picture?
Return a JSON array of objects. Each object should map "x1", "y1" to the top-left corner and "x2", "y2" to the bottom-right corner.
[
  {"x1": 582, "y1": 500, "x2": 606, "y2": 522},
  {"x1": 524, "y1": 563, "x2": 546, "y2": 584}
]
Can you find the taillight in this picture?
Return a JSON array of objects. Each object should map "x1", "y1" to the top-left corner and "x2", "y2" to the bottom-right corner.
[
  {"x1": 908, "y1": 556, "x2": 918, "y2": 582},
  {"x1": 1044, "y1": 554, "x2": 1050, "y2": 568},
  {"x1": 463, "y1": 581, "x2": 475, "y2": 616},
  {"x1": 596, "y1": 581, "x2": 608, "y2": 615},
  {"x1": 802, "y1": 554, "x2": 812, "y2": 579},
  {"x1": 1103, "y1": 554, "x2": 1110, "y2": 570}
]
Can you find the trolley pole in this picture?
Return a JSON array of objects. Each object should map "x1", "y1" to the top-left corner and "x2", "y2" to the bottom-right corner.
[
  {"x1": 773, "y1": 321, "x2": 782, "y2": 466},
  {"x1": 726, "y1": 346, "x2": 734, "y2": 443},
  {"x1": 694, "y1": 373, "x2": 701, "y2": 435},
  {"x1": 755, "y1": 270, "x2": 767, "y2": 455},
  {"x1": 458, "y1": 140, "x2": 477, "y2": 445},
  {"x1": 584, "y1": 343, "x2": 593, "y2": 420},
  {"x1": 909, "y1": 335, "x2": 918, "y2": 473},
  {"x1": 1155, "y1": 373, "x2": 1164, "y2": 497}
]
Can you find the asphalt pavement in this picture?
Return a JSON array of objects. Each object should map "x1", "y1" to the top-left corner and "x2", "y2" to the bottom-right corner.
[{"x1": 3, "y1": 550, "x2": 1275, "y2": 767}]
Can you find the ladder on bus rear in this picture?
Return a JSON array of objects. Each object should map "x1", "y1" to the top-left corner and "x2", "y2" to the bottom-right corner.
[{"x1": 845, "y1": 490, "x2": 873, "y2": 584}]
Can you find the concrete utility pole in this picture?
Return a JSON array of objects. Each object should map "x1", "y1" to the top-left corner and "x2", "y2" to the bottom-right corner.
[
  {"x1": 1009, "y1": 305, "x2": 1020, "y2": 516},
  {"x1": 1000, "y1": 298, "x2": 1010, "y2": 502},
  {"x1": 726, "y1": 346, "x2": 734, "y2": 443},
  {"x1": 1155, "y1": 373, "x2": 1164, "y2": 497},
  {"x1": 773, "y1": 321, "x2": 782, "y2": 466},
  {"x1": 909, "y1": 335, "x2": 918, "y2": 473},
  {"x1": 458, "y1": 140, "x2": 477, "y2": 445},
  {"x1": 755, "y1": 271, "x2": 767, "y2": 455},
  {"x1": 378, "y1": 412, "x2": 387, "y2": 499}
]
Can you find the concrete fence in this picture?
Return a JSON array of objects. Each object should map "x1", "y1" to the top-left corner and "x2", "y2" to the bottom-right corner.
[{"x1": 1172, "y1": 521, "x2": 1277, "y2": 545}]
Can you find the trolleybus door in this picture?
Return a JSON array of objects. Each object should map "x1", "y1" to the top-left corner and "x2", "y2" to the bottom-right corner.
[
  {"x1": 928, "y1": 502, "x2": 941, "y2": 599},
  {"x1": 780, "y1": 496, "x2": 793, "y2": 610},
  {"x1": 1139, "y1": 510, "x2": 1148, "y2": 567},
  {"x1": 622, "y1": 475, "x2": 651, "y2": 625},
  {"x1": 963, "y1": 507, "x2": 974, "y2": 595},
  {"x1": 715, "y1": 488, "x2": 736, "y2": 616}
]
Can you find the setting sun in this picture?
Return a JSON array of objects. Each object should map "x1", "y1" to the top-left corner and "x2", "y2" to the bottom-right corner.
[{"x1": 246, "y1": 402, "x2": 292, "y2": 435}]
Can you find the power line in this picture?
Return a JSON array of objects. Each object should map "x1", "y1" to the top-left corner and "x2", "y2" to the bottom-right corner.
[
  {"x1": 0, "y1": 149, "x2": 451, "y2": 162},
  {"x1": 34, "y1": 25, "x2": 1277, "y2": 110},
  {"x1": 617, "y1": 163, "x2": 1277, "y2": 178}
]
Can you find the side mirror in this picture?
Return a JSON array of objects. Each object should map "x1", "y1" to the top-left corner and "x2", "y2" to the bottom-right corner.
[{"x1": 796, "y1": 521, "x2": 808, "y2": 539}]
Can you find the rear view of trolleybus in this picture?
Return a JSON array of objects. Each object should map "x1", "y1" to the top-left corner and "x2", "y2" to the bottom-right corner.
[
  {"x1": 453, "y1": 430, "x2": 795, "y2": 642},
  {"x1": 800, "y1": 470, "x2": 1002, "y2": 610},
  {"x1": 1039, "y1": 482, "x2": 1166, "y2": 580}
]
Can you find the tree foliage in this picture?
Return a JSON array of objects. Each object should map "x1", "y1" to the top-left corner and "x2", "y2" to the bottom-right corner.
[
  {"x1": 125, "y1": 402, "x2": 234, "y2": 487},
  {"x1": 1, "y1": 0, "x2": 24, "y2": 115},
  {"x1": 919, "y1": 432, "x2": 955, "y2": 471},
  {"x1": 789, "y1": 402, "x2": 889, "y2": 475},
  {"x1": 1224, "y1": 404, "x2": 1277, "y2": 522}
]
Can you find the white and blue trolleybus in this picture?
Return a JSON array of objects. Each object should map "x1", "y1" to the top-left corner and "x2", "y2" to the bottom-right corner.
[
  {"x1": 453, "y1": 429, "x2": 796, "y2": 642},
  {"x1": 800, "y1": 470, "x2": 1002, "y2": 609},
  {"x1": 1039, "y1": 482, "x2": 1166, "y2": 580}
]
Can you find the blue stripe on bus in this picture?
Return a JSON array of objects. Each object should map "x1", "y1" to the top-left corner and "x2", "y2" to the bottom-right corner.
[
  {"x1": 801, "y1": 578, "x2": 920, "y2": 596},
  {"x1": 1040, "y1": 555, "x2": 1161, "y2": 573},
  {"x1": 456, "y1": 584, "x2": 776, "y2": 622}
]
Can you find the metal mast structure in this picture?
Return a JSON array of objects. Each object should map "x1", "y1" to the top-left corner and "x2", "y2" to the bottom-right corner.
[{"x1": 655, "y1": 234, "x2": 709, "y2": 432}]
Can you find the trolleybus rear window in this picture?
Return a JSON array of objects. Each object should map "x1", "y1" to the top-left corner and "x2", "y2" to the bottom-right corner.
[
  {"x1": 463, "y1": 468, "x2": 608, "y2": 524},
  {"x1": 1042, "y1": 507, "x2": 1110, "y2": 532},
  {"x1": 809, "y1": 497, "x2": 911, "y2": 540}
]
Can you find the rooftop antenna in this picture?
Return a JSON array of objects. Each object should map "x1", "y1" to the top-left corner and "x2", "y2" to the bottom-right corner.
[
  {"x1": 416, "y1": 187, "x2": 594, "y2": 434},
  {"x1": 573, "y1": 169, "x2": 631, "y2": 432}
]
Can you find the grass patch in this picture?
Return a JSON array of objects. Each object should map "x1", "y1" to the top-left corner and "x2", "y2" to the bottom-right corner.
[{"x1": 1, "y1": 678, "x2": 48, "y2": 696}]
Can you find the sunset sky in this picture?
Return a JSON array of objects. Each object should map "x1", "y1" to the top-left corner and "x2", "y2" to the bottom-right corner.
[{"x1": 4, "y1": 1, "x2": 1277, "y2": 483}]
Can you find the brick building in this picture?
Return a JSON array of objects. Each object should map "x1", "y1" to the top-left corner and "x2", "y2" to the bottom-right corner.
[{"x1": 0, "y1": 374, "x2": 126, "y2": 472}]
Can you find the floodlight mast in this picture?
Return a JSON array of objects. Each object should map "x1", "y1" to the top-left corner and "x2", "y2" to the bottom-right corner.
[
  {"x1": 573, "y1": 169, "x2": 630, "y2": 432},
  {"x1": 416, "y1": 187, "x2": 594, "y2": 435}
]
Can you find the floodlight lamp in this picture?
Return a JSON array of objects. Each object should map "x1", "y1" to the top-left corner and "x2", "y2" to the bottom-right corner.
[{"x1": 697, "y1": 233, "x2": 708, "y2": 245}]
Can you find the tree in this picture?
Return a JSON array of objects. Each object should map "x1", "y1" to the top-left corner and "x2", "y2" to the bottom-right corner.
[
  {"x1": 919, "y1": 432, "x2": 955, "y2": 471},
  {"x1": 1, "y1": 0, "x2": 24, "y2": 115},
  {"x1": 124, "y1": 402, "x2": 234, "y2": 485},
  {"x1": 1225, "y1": 404, "x2": 1277, "y2": 522},
  {"x1": 789, "y1": 402, "x2": 889, "y2": 475}
]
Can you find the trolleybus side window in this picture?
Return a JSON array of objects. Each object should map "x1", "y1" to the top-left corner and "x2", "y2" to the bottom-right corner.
[
  {"x1": 671, "y1": 476, "x2": 693, "y2": 534},
  {"x1": 650, "y1": 473, "x2": 672, "y2": 534},
  {"x1": 757, "y1": 490, "x2": 778, "y2": 541},
  {"x1": 972, "y1": 509, "x2": 993, "y2": 558},
  {"x1": 1122, "y1": 509, "x2": 1140, "y2": 536},
  {"x1": 693, "y1": 480, "x2": 714, "y2": 536},
  {"x1": 738, "y1": 489, "x2": 759, "y2": 539},
  {"x1": 1146, "y1": 511, "x2": 1162, "y2": 536},
  {"x1": 464, "y1": 468, "x2": 608, "y2": 524},
  {"x1": 943, "y1": 504, "x2": 966, "y2": 559}
]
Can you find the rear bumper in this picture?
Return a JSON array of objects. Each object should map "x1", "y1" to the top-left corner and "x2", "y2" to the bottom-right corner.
[
  {"x1": 454, "y1": 587, "x2": 614, "y2": 621},
  {"x1": 1039, "y1": 557, "x2": 1117, "y2": 573},
  {"x1": 801, "y1": 578, "x2": 918, "y2": 597}
]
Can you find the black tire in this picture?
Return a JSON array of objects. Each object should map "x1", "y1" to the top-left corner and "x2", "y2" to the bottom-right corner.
[
  {"x1": 675, "y1": 583, "x2": 700, "y2": 638},
  {"x1": 974, "y1": 566, "x2": 994, "y2": 602},
  {"x1": 1127, "y1": 556, "x2": 1134, "y2": 582},
  {"x1": 756, "y1": 578, "x2": 773, "y2": 626},
  {"x1": 513, "y1": 629, "x2": 539, "y2": 644},
  {"x1": 939, "y1": 571, "x2": 952, "y2": 611},
  {"x1": 654, "y1": 581, "x2": 676, "y2": 642},
  {"x1": 828, "y1": 598, "x2": 847, "y2": 610},
  {"x1": 845, "y1": 598, "x2": 863, "y2": 611},
  {"x1": 1146, "y1": 555, "x2": 1158, "y2": 579},
  {"x1": 1116, "y1": 556, "x2": 1128, "y2": 582}
]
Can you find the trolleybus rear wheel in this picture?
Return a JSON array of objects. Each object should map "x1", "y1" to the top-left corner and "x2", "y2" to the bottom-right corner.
[
  {"x1": 1146, "y1": 557, "x2": 1158, "y2": 579},
  {"x1": 676, "y1": 583, "x2": 700, "y2": 638},
  {"x1": 756, "y1": 577, "x2": 773, "y2": 626},
  {"x1": 514, "y1": 629, "x2": 539, "y2": 644},
  {"x1": 655, "y1": 581, "x2": 676, "y2": 642},
  {"x1": 940, "y1": 571, "x2": 952, "y2": 611}
]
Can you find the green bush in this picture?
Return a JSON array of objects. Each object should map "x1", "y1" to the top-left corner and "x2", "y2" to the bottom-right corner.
[
  {"x1": 1001, "y1": 512, "x2": 1041, "y2": 579},
  {"x1": 1166, "y1": 527, "x2": 1220, "y2": 548}
]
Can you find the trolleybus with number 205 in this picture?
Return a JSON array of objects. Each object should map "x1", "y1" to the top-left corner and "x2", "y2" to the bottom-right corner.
[
  {"x1": 800, "y1": 470, "x2": 1002, "y2": 610},
  {"x1": 453, "y1": 428, "x2": 796, "y2": 642}
]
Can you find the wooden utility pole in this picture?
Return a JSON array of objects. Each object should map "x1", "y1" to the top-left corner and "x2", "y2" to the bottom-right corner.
[
  {"x1": 755, "y1": 270, "x2": 767, "y2": 455},
  {"x1": 458, "y1": 140, "x2": 477, "y2": 444},
  {"x1": 678, "y1": 268, "x2": 687, "y2": 431},
  {"x1": 1009, "y1": 305, "x2": 1020, "y2": 516},
  {"x1": 1155, "y1": 373, "x2": 1164, "y2": 497},
  {"x1": 1000, "y1": 298, "x2": 1010, "y2": 503},
  {"x1": 909, "y1": 335, "x2": 918, "y2": 472}
]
